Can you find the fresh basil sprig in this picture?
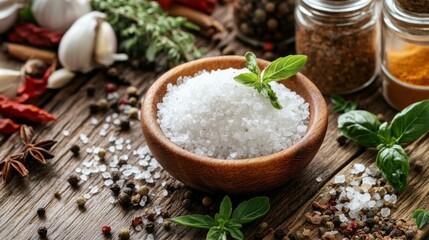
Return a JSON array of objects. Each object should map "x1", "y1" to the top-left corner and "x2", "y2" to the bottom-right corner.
[
  {"x1": 234, "y1": 52, "x2": 307, "y2": 110},
  {"x1": 331, "y1": 95, "x2": 358, "y2": 113},
  {"x1": 413, "y1": 209, "x2": 429, "y2": 229},
  {"x1": 338, "y1": 99, "x2": 429, "y2": 191},
  {"x1": 170, "y1": 196, "x2": 270, "y2": 240}
]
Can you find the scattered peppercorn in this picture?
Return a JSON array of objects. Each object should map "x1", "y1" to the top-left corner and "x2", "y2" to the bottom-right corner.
[
  {"x1": 259, "y1": 222, "x2": 269, "y2": 230},
  {"x1": 128, "y1": 107, "x2": 139, "y2": 119},
  {"x1": 97, "y1": 148, "x2": 106, "y2": 159},
  {"x1": 107, "y1": 67, "x2": 119, "y2": 79},
  {"x1": 111, "y1": 171, "x2": 121, "y2": 181},
  {"x1": 67, "y1": 174, "x2": 79, "y2": 188},
  {"x1": 131, "y1": 216, "x2": 143, "y2": 227},
  {"x1": 126, "y1": 182, "x2": 135, "y2": 189},
  {"x1": 128, "y1": 97, "x2": 137, "y2": 106},
  {"x1": 54, "y1": 192, "x2": 62, "y2": 199},
  {"x1": 126, "y1": 86, "x2": 138, "y2": 97},
  {"x1": 131, "y1": 194, "x2": 141, "y2": 206},
  {"x1": 110, "y1": 183, "x2": 121, "y2": 196},
  {"x1": 118, "y1": 193, "x2": 131, "y2": 207},
  {"x1": 86, "y1": 85, "x2": 96, "y2": 97},
  {"x1": 106, "y1": 83, "x2": 117, "y2": 93},
  {"x1": 202, "y1": 196, "x2": 213, "y2": 207},
  {"x1": 76, "y1": 197, "x2": 86, "y2": 208},
  {"x1": 37, "y1": 208, "x2": 46, "y2": 217},
  {"x1": 336, "y1": 135, "x2": 348, "y2": 146},
  {"x1": 89, "y1": 103, "x2": 100, "y2": 114},
  {"x1": 122, "y1": 187, "x2": 133, "y2": 196},
  {"x1": 274, "y1": 229, "x2": 286, "y2": 240},
  {"x1": 37, "y1": 227, "x2": 47, "y2": 239},
  {"x1": 70, "y1": 144, "x2": 80, "y2": 157},
  {"x1": 118, "y1": 228, "x2": 130, "y2": 240},
  {"x1": 145, "y1": 223, "x2": 154, "y2": 233},
  {"x1": 414, "y1": 160, "x2": 423, "y2": 172},
  {"x1": 163, "y1": 219, "x2": 171, "y2": 230},
  {"x1": 119, "y1": 120, "x2": 130, "y2": 132},
  {"x1": 97, "y1": 99, "x2": 108, "y2": 111},
  {"x1": 101, "y1": 225, "x2": 111, "y2": 235},
  {"x1": 137, "y1": 185, "x2": 150, "y2": 196},
  {"x1": 161, "y1": 209, "x2": 170, "y2": 218}
]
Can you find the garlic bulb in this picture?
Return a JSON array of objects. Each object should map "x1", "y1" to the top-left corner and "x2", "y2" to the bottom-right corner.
[
  {"x1": 47, "y1": 68, "x2": 75, "y2": 89},
  {"x1": 59, "y1": 11, "x2": 128, "y2": 73},
  {"x1": 32, "y1": 0, "x2": 91, "y2": 32},
  {"x1": 0, "y1": 68, "x2": 23, "y2": 98},
  {"x1": 0, "y1": 1, "x2": 22, "y2": 34}
]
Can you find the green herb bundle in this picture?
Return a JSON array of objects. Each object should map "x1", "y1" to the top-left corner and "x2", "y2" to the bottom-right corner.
[
  {"x1": 413, "y1": 209, "x2": 429, "y2": 229},
  {"x1": 331, "y1": 95, "x2": 358, "y2": 113},
  {"x1": 171, "y1": 196, "x2": 270, "y2": 240},
  {"x1": 234, "y1": 52, "x2": 307, "y2": 109},
  {"x1": 91, "y1": 0, "x2": 203, "y2": 68},
  {"x1": 338, "y1": 99, "x2": 429, "y2": 191}
]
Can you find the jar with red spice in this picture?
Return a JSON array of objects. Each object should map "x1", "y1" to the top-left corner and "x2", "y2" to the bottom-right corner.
[
  {"x1": 295, "y1": 0, "x2": 379, "y2": 94},
  {"x1": 233, "y1": 0, "x2": 296, "y2": 47}
]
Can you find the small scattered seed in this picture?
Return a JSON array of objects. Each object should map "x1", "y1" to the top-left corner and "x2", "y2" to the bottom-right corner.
[
  {"x1": 126, "y1": 86, "x2": 138, "y2": 97},
  {"x1": 145, "y1": 223, "x2": 154, "y2": 233},
  {"x1": 37, "y1": 227, "x2": 47, "y2": 238},
  {"x1": 110, "y1": 183, "x2": 121, "y2": 195},
  {"x1": 98, "y1": 148, "x2": 106, "y2": 159},
  {"x1": 118, "y1": 193, "x2": 131, "y2": 207},
  {"x1": 128, "y1": 108, "x2": 139, "y2": 119},
  {"x1": 202, "y1": 196, "x2": 213, "y2": 207},
  {"x1": 118, "y1": 228, "x2": 130, "y2": 240},
  {"x1": 97, "y1": 99, "x2": 108, "y2": 111},
  {"x1": 137, "y1": 185, "x2": 150, "y2": 196},
  {"x1": 119, "y1": 120, "x2": 130, "y2": 132},
  {"x1": 67, "y1": 174, "x2": 79, "y2": 188},
  {"x1": 37, "y1": 208, "x2": 46, "y2": 217},
  {"x1": 163, "y1": 219, "x2": 171, "y2": 230},
  {"x1": 70, "y1": 145, "x2": 80, "y2": 157},
  {"x1": 86, "y1": 86, "x2": 95, "y2": 97},
  {"x1": 76, "y1": 197, "x2": 86, "y2": 208}
]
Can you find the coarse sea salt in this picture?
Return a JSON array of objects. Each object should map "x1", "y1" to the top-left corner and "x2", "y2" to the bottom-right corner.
[{"x1": 157, "y1": 68, "x2": 310, "y2": 159}]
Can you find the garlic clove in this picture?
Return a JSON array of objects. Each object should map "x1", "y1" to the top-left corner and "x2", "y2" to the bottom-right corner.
[
  {"x1": 0, "y1": 2, "x2": 22, "y2": 34},
  {"x1": 0, "y1": 68, "x2": 23, "y2": 98},
  {"x1": 95, "y1": 21, "x2": 128, "y2": 66},
  {"x1": 47, "y1": 68, "x2": 76, "y2": 89},
  {"x1": 32, "y1": 0, "x2": 91, "y2": 32},
  {"x1": 59, "y1": 12, "x2": 104, "y2": 73}
]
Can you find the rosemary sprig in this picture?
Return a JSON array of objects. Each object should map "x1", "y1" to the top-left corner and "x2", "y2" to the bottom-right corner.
[{"x1": 91, "y1": 0, "x2": 203, "y2": 68}]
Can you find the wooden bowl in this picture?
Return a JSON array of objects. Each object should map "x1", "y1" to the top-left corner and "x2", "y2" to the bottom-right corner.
[{"x1": 141, "y1": 56, "x2": 328, "y2": 194}]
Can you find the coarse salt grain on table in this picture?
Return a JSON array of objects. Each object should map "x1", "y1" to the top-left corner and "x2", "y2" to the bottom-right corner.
[{"x1": 157, "y1": 68, "x2": 310, "y2": 159}]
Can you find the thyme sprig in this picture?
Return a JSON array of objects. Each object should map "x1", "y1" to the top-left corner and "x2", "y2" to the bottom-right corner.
[{"x1": 91, "y1": 0, "x2": 203, "y2": 68}]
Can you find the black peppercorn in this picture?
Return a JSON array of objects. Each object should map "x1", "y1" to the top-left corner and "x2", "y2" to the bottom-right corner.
[
  {"x1": 37, "y1": 227, "x2": 47, "y2": 238},
  {"x1": 110, "y1": 100, "x2": 119, "y2": 112},
  {"x1": 126, "y1": 182, "x2": 135, "y2": 190},
  {"x1": 161, "y1": 209, "x2": 170, "y2": 218},
  {"x1": 122, "y1": 187, "x2": 133, "y2": 196},
  {"x1": 405, "y1": 231, "x2": 415, "y2": 240},
  {"x1": 110, "y1": 183, "x2": 121, "y2": 195},
  {"x1": 111, "y1": 171, "x2": 120, "y2": 181},
  {"x1": 274, "y1": 229, "x2": 286, "y2": 240},
  {"x1": 119, "y1": 120, "x2": 130, "y2": 131},
  {"x1": 145, "y1": 223, "x2": 154, "y2": 233},
  {"x1": 118, "y1": 193, "x2": 131, "y2": 207},
  {"x1": 336, "y1": 135, "x2": 347, "y2": 146},
  {"x1": 89, "y1": 103, "x2": 100, "y2": 114},
  {"x1": 37, "y1": 208, "x2": 46, "y2": 217},
  {"x1": 70, "y1": 144, "x2": 80, "y2": 157},
  {"x1": 147, "y1": 210, "x2": 156, "y2": 221},
  {"x1": 86, "y1": 86, "x2": 96, "y2": 97},
  {"x1": 67, "y1": 174, "x2": 79, "y2": 188}
]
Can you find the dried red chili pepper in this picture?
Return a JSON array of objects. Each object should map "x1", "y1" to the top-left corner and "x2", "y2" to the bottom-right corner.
[
  {"x1": 158, "y1": 0, "x2": 217, "y2": 14},
  {"x1": 0, "y1": 96, "x2": 56, "y2": 122},
  {"x1": 16, "y1": 61, "x2": 56, "y2": 103},
  {"x1": 8, "y1": 23, "x2": 64, "y2": 48},
  {"x1": 0, "y1": 119, "x2": 21, "y2": 134}
]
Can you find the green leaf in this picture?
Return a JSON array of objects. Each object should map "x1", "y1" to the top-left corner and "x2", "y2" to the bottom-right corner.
[
  {"x1": 170, "y1": 214, "x2": 216, "y2": 229},
  {"x1": 207, "y1": 227, "x2": 227, "y2": 240},
  {"x1": 331, "y1": 95, "x2": 358, "y2": 113},
  {"x1": 264, "y1": 84, "x2": 283, "y2": 110},
  {"x1": 219, "y1": 196, "x2": 233, "y2": 220},
  {"x1": 390, "y1": 99, "x2": 429, "y2": 144},
  {"x1": 245, "y1": 52, "x2": 260, "y2": 77},
  {"x1": 376, "y1": 144, "x2": 410, "y2": 191},
  {"x1": 232, "y1": 196, "x2": 270, "y2": 224},
  {"x1": 377, "y1": 122, "x2": 393, "y2": 145},
  {"x1": 227, "y1": 227, "x2": 244, "y2": 240},
  {"x1": 338, "y1": 110, "x2": 381, "y2": 147},
  {"x1": 234, "y1": 73, "x2": 260, "y2": 87},
  {"x1": 261, "y1": 55, "x2": 307, "y2": 83},
  {"x1": 146, "y1": 42, "x2": 158, "y2": 62},
  {"x1": 412, "y1": 209, "x2": 429, "y2": 229}
]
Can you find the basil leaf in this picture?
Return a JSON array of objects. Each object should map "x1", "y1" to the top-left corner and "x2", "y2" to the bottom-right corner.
[
  {"x1": 376, "y1": 144, "x2": 410, "y2": 191},
  {"x1": 377, "y1": 122, "x2": 393, "y2": 145},
  {"x1": 338, "y1": 110, "x2": 381, "y2": 147},
  {"x1": 413, "y1": 209, "x2": 429, "y2": 229},
  {"x1": 232, "y1": 196, "x2": 270, "y2": 224},
  {"x1": 207, "y1": 228, "x2": 227, "y2": 240},
  {"x1": 227, "y1": 227, "x2": 244, "y2": 240},
  {"x1": 261, "y1": 55, "x2": 307, "y2": 83},
  {"x1": 234, "y1": 73, "x2": 259, "y2": 87},
  {"x1": 390, "y1": 99, "x2": 429, "y2": 144},
  {"x1": 245, "y1": 52, "x2": 260, "y2": 77},
  {"x1": 331, "y1": 95, "x2": 358, "y2": 113},
  {"x1": 219, "y1": 196, "x2": 232, "y2": 220},
  {"x1": 264, "y1": 83, "x2": 282, "y2": 110},
  {"x1": 170, "y1": 214, "x2": 216, "y2": 229}
]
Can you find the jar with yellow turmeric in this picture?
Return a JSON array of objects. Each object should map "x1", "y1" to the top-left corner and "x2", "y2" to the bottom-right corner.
[{"x1": 381, "y1": 0, "x2": 429, "y2": 110}]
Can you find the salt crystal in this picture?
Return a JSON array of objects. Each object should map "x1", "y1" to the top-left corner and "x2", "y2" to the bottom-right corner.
[
  {"x1": 156, "y1": 217, "x2": 164, "y2": 224},
  {"x1": 334, "y1": 175, "x2": 346, "y2": 184},
  {"x1": 75, "y1": 168, "x2": 81, "y2": 173},
  {"x1": 102, "y1": 172, "x2": 111, "y2": 179},
  {"x1": 99, "y1": 165, "x2": 107, "y2": 172},
  {"x1": 380, "y1": 208, "x2": 391, "y2": 217},
  {"x1": 354, "y1": 163, "x2": 365, "y2": 173},
  {"x1": 316, "y1": 176, "x2": 322, "y2": 182},
  {"x1": 113, "y1": 119, "x2": 120, "y2": 125},
  {"x1": 91, "y1": 118, "x2": 99, "y2": 125},
  {"x1": 104, "y1": 179, "x2": 114, "y2": 186},
  {"x1": 90, "y1": 186, "x2": 99, "y2": 194},
  {"x1": 108, "y1": 196, "x2": 115, "y2": 204},
  {"x1": 63, "y1": 130, "x2": 70, "y2": 136},
  {"x1": 389, "y1": 194, "x2": 397, "y2": 204},
  {"x1": 362, "y1": 177, "x2": 376, "y2": 186},
  {"x1": 83, "y1": 193, "x2": 91, "y2": 199},
  {"x1": 339, "y1": 214, "x2": 348, "y2": 223},
  {"x1": 105, "y1": 116, "x2": 111, "y2": 123},
  {"x1": 135, "y1": 225, "x2": 142, "y2": 232},
  {"x1": 82, "y1": 168, "x2": 90, "y2": 175},
  {"x1": 86, "y1": 148, "x2": 93, "y2": 153},
  {"x1": 147, "y1": 234, "x2": 154, "y2": 240},
  {"x1": 162, "y1": 189, "x2": 168, "y2": 196},
  {"x1": 108, "y1": 146, "x2": 115, "y2": 153},
  {"x1": 80, "y1": 175, "x2": 88, "y2": 181},
  {"x1": 368, "y1": 200, "x2": 376, "y2": 208},
  {"x1": 351, "y1": 180, "x2": 360, "y2": 186},
  {"x1": 116, "y1": 179, "x2": 125, "y2": 188},
  {"x1": 99, "y1": 129, "x2": 107, "y2": 136},
  {"x1": 103, "y1": 123, "x2": 109, "y2": 129}
]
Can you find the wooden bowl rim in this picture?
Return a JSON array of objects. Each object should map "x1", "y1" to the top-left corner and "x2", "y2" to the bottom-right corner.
[{"x1": 142, "y1": 56, "x2": 327, "y2": 166}]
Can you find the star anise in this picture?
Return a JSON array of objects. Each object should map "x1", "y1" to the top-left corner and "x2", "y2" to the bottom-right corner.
[
  {"x1": 20, "y1": 126, "x2": 57, "y2": 165},
  {"x1": 0, "y1": 154, "x2": 29, "y2": 183}
]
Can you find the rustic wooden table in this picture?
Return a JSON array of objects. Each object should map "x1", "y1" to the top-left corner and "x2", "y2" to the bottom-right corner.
[{"x1": 1, "y1": 5, "x2": 428, "y2": 240}]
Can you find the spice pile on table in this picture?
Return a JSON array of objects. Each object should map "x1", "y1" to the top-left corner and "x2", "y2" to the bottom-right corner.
[{"x1": 290, "y1": 163, "x2": 418, "y2": 239}]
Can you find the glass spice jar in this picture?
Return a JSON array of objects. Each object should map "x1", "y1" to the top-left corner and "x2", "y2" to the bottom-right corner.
[
  {"x1": 381, "y1": 0, "x2": 429, "y2": 110},
  {"x1": 233, "y1": 0, "x2": 296, "y2": 47},
  {"x1": 295, "y1": 0, "x2": 379, "y2": 94}
]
